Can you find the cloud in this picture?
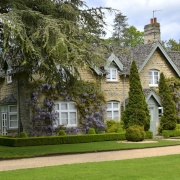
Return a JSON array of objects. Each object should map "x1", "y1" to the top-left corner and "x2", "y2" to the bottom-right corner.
[{"x1": 85, "y1": 0, "x2": 180, "y2": 41}]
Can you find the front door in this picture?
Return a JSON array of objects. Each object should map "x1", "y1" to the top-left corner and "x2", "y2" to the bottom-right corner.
[
  {"x1": 2, "y1": 113, "x2": 7, "y2": 136},
  {"x1": 149, "y1": 107, "x2": 156, "y2": 135}
]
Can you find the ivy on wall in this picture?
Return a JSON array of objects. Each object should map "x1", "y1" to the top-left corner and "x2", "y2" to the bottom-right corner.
[{"x1": 27, "y1": 78, "x2": 106, "y2": 136}]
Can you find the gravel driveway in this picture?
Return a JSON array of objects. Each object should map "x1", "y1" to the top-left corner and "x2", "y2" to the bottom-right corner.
[{"x1": 1, "y1": 145, "x2": 180, "y2": 171}]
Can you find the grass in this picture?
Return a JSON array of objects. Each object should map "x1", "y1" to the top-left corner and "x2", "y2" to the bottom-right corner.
[
  {"x1": 1, "y1": 154, "x2": 180, "y2": 179},
  {"x1": 1, "y1": 139, "x2": 180, "y2": 159}
]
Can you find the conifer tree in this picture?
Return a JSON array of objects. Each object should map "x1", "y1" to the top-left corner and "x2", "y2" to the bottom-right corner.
[
  {"x1": 122, "y1": 61, "x2": 150, "y2": 130},
  {"x1": 0, "y1": 0, "x2": 111, "y2": 83},
  {"x1": 159, "y1": 73, "x2": 177, "y2": 131}
]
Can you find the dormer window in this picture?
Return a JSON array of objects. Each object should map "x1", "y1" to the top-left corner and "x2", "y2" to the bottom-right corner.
[
  {"x1": 149, "y1": 69, "x2": 159, "y2": 87},
  {"x1": 106, "y1": 66, "x2": 118, "y2": 81},
  {"x1": 7, "y1": 69, "x2": 12, "y2": 84}
]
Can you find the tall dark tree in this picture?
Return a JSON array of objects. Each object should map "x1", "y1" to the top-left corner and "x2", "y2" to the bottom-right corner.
[
  {"x1": 122, "y1": 61, "x2": 150, "y2": 131},
  {"x1": 0, "y1": 0, "x2": 110, "y2": 83},
  {"x1": 112, "y1": 12, "x2": 128, "y2": 46},
  {"x1": 159, "y1": 73, "x2": 178, "y2": 132}
]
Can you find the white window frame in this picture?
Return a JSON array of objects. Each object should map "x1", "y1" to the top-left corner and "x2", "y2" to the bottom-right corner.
[
  {"x1": 7, "y1": 69, "x2": 13, "y2": 84},
  {"x1": 149, "y1": 69, "x2": 159, "y2": 87},
  {"x1": 54, "y1": 101, "x2": 77, "y2": 127},
  {"x1": 8, "y1": 105, "x2": 18, "y2": 129},
  {"x1": 107, "y1": 101, "x2": 120, "y2": 121},
  {"x1": 106, "y1": 68, "x2": 118, "y2": 81}
]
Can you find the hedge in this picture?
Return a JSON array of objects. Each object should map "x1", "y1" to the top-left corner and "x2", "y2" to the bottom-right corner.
[
  {"x1": 0, "y1": 133, "x2": 126, "y2": 147},
  {"x1": 162, "y1": 130, "x2": 180, "y2": 138}
]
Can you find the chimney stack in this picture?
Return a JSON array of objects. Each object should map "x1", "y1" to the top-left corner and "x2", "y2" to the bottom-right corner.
[{"x1": 144, "y1": 17, "x2": 161, "y2": 44}]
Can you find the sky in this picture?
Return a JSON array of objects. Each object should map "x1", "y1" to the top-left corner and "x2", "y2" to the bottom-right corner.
[{"x1": 85, "y1": 0, "x2": 180, "y2": 42}]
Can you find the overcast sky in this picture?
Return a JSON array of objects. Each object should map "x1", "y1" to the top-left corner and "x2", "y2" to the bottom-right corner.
[{"x1": 85, "y1": 0, "x2": 180, "y2": 42}]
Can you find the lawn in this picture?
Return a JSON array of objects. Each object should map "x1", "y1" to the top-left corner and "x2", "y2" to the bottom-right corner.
[
  {"x1": 1, "y1": 139, "x2": 180, "y2": 159},
  {"x1": 1, "y1": 154, "x2": 180, "y2": 180}
]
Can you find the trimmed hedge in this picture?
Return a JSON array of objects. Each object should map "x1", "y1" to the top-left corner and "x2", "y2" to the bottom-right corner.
[
  {"x1": 162, "y1": 130, "x2": 180, "y2": 138},
  {"x1": 0, "y1": 133, "x2": 126, "y2": 147}
]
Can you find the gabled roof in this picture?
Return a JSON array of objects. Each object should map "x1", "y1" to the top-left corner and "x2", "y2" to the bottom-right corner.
[
  {"x1": 144, "y1": 89, "x2": 162, "y2": 106},
  {"x1": 0, "y1": 94, "x2": 17, "y2": 104},
  {"x1": 105, "y1": 53, "x2": 123, "y2": 71},
  {"x1": 139, "y1": 42, "x2": 180, "y2": 76},
  {"x1": 112, "y1": 42, "x2": 180, "y2": 76},
  {"x1": 92, "y1": 53, "x2": 123, "y2": 75}
]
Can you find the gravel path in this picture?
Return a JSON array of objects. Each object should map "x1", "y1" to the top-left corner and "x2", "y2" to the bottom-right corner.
[{"x1": 1, "y1": 145, "x2": 180, "y2": 171}]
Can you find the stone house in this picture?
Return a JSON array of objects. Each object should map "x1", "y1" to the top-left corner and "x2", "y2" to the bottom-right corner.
[{"x1": 0, "y1": 18, "x2": 180, "y2": 136}]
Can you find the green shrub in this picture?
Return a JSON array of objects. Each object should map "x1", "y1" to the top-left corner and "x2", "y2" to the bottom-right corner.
[
  {"x1": 145, "y1": 131, "x2": 153, "y2": 139},
  {"x1": 106, "y1": 120, "x2": 123, "y2": 133},
  {"x1": 176, "y1": 124, "x2": 180, "y2": 130},
  {"x1": 125, "y1": 125, "x2": 146, "y2": 142},
  {"x1": 19, "y1": 132, "x2": 28, "y2": 138},
  {"x1": 162, "y1": 130, "x2": 180, "y2": 138},
  {"x1": 88, "y1": 128, "x2": 96, "y2": 134},
  {"x1": 0, "y1": 133, "x2": 126, "y2": 147},
  {"x1": 58, "y1": 130, "x2": 66, "y2": 136}
]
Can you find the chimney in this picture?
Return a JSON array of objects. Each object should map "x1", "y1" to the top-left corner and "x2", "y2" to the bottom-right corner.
[{"x1": 144, "y1": 17, "x2": 161, "y2": 44}]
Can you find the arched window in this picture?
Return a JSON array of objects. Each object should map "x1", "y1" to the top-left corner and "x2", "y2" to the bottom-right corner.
[
  {"x1": 149, "y1": 69, "x2": 159, "y2": 87},
  {"x1": 107, "y1": 101, "x2": 120, "y2": 121}
]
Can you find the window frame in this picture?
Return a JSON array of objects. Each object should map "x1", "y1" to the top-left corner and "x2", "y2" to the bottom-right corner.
[
  {"x1": 106, "y1": 68, "x2": 118, "y2": 82},
  {"x1": 149, "y1": 69, "x2": 159, "y2": 87},
  {"x1": 7, "y1": 69, "x2": 13, "y2": 84},
  {"x1": 107, "y1": 101, "x2": 120, "y2": 121},
  {"x1": 8, "y1": 105, "x2": 18, "y2": 129},
  {"x1": 54, "y1": 101, "x2": 77, "y2": 127}
]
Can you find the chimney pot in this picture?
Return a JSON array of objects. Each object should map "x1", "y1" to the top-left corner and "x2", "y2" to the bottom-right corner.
[
  {"x1": 150, "y1": 18, "x2": 153, "y2": 24},
  {"x1": 154, "y1": 17, "x2": 157, "y2": 23}
]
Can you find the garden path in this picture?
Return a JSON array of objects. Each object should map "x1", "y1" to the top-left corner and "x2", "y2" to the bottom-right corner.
[{"x1": 1, "y1": 143, "x2": 180, "y2": 171}]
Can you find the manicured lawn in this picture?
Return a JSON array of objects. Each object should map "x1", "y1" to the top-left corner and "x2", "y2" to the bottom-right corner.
[
  {"x1": 1, "y1": 154, "x2": 180, "y2": 179},
  {"x1": 1, "y1": 139, "x2": 180, "y2": 159}
]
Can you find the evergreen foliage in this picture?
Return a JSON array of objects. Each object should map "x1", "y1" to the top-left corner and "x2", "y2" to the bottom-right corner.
[
  {"x1": 125, "y1": 125, "x2": 146, "y2": 142},
  {"x1": 0, "y1": 0, "x2": 111, "y2": 82},
  {"x1": 122, "y1": 61, "x2": 150, "y2": 130},
  {"x1": 159, "y1": 73, "x2": 177, "y2": 132},
  {"x1": 112, "y1": 12, "x2": 128, "y2": 46}
]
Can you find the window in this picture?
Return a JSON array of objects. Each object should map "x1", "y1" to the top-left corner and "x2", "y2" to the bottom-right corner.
[
  {"x1": 54, "y1": 101, "x2": 77, "y2": 127},
  {"x1": 9, "y1": 106, "x2": 18, "y2": 128},
  {"x1": 7, "y1": 69, "x2": 12, "y2": 84},
  {"x1": 149, "y1": 70, "x2": 159, "y2": 86},
  {"x1": 106, "y1": 68, "x2": 118, "y2": 81},
  {"x1": 107, "y1": 101, "x2": 120, "y2": 121}
]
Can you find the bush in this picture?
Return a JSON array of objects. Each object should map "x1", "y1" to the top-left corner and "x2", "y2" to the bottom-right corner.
[
  {"x1": 0, "y1": 133, "x2": 126, "y2": 147},
  {"x1": 19, "y1": 132, "x2": 28, "y2": 138},
  {"x1": 58, "y1": 130, "x2": 66, "y2": 136},
  {"x1": 162, "y1": 130, "x2": 180, "y2": 138},
  {"x1": 125, "y1": 125, "x2": 146, "y2": 142},
  {"x1": 106, "y1": 120, "x2": 123, "y2": 133},
  {"x1": 88, "y1": 128, "x2": 96, "y2": 134},
  {"x1": 176, "y1": 124, "x2": 180, "y2": 130},
  {"x1": 145, "y1": 131, "x2": 153, "y2": 139}
]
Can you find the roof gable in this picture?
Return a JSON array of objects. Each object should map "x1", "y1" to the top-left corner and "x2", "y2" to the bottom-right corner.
[
  {"x1": 139, "y1": 42, "x2": 180, "y2": 76},
  {"x1": 105, "y1": 53, "x2": 123, "y2": 71},
  {"x1": 145, "y1": 89, "x2": 162, "y2": 106}
]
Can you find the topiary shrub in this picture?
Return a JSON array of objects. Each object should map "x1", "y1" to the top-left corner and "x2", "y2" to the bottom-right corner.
[
  {"x1": 19, "y1": 132, "x2": 28, "y2": 138},
  {"x1": 125, "y1": 125, "x2": 145, "y2": 142},
  {"x1": 58, "y1": 130, "x2": 66, "y2": 136},
  {"x1": 87, "y1": 128, "x2": 96, "y2": 134},
  {"x1": 106, "y1": 120, "x2": 124, "y2": 133}
]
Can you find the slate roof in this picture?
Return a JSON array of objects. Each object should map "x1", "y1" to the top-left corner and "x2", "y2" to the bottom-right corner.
[
  {"x1": 0, "y1": 94, "x2": 17, "y2": 104},
  {"x1": 112, "y1": 42, "x2": 180, "y2": 76},
  {"x1": 167, "y1": 51, "x2": 180, "y2": 71},
  {"x1": 112, "y1": 42, "x2": 156, "y2": 74}
]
